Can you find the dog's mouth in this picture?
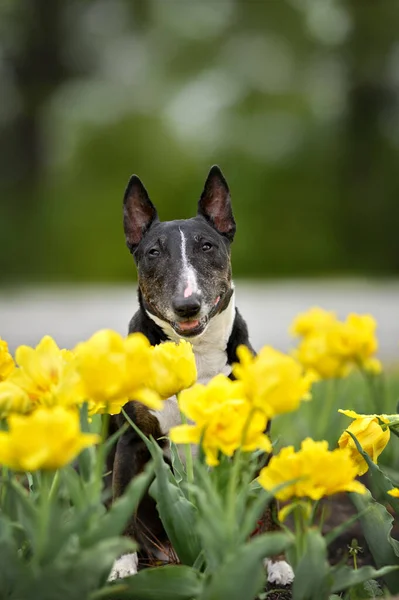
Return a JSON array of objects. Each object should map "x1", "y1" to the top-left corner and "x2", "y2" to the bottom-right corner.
[
  {"x1": 143, "y1": 291, "x2": 230, "y2": 339},
  {"x1": 172, "y1": 295, "x2": 222, "y2": 338},
  {"x1": 172, "y1": 315, "x2": 209, "y2": 337}
]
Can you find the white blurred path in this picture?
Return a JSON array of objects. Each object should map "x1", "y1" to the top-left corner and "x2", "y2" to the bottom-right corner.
[{"x1": 0, "y1": 280, "x2": 398, "y2": 364}]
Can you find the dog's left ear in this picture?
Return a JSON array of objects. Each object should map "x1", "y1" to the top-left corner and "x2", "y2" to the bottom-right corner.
[{"x1": 198, "y1": 165, "x2": 236, "y2": 242}]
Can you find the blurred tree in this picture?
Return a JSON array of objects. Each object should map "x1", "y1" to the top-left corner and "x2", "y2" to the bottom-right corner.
[
  {"x1": 0, "y1": 0, "x2": 398, "y2": 283},
  {"x1": 0, "y1": 0, "x2": 75, "y2": 278},
  {"x1": 338, "y1": 0, "x2": 399, "y2": 273}
]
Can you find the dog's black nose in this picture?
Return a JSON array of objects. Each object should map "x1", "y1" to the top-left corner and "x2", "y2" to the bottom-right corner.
[{"x1": 173, "y1": 295, "x2": 201, "y2": 319}]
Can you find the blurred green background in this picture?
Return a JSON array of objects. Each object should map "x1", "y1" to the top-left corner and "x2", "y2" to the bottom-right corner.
[{"x1": 1, "y1": 0, "x2": 399, "y2": 284}]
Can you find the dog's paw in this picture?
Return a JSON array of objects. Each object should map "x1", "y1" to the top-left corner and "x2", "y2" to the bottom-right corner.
[
  {"x1": 108, "y1": 552, "x2": 138, "y2": 581},
  {"x1": 265, "y1": 559, "x2": 294, "y2": 586}
]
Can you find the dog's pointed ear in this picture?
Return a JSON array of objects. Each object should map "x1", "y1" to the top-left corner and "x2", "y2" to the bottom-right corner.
[
  {"x1": 197, "y1": 165, "x2": 236, "y2": 242},
  {"x1": 123, "y1": 175, "x2": 159, "y2": 252}
]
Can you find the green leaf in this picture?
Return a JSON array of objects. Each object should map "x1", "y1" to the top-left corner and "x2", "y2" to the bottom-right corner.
[
  {"x1": 90, "y1": 565, "x2": 204, "y2": 600},
  {"x1": 81, "y1": 462, "x2": 153, "y2": 547},
  {"x1": 325, "y1": 506, "x2": 371, "y2": 547},
  {"x1": 77, "y1": 403, "x2": 96, "y2": 482},
  {"x1": 77, "y1": 446, "x2": 96, "y2": 483},
  {"x1": 9, "y1": 479, "x2": 39, "y2": 552},
  {"x1": 346, "y1": 431, "x2": 399, "y2": 514},
  {"x1": 121, "y1": 408, "x2": 152, "y2": 451},
  {"x1": 292, "y1": 528, "x2": 330, "y2": 600},
  {"x1": 170, "y1": 441, "x2": 186, "y2": 486},
  {"x1": 122, "y1": 408, "x2": 201, "y2": 565},
  {"x1": 199, "y1": 532, "x2": 293, "y2": 600},
  {"x1": 331, "y1": 565, "x2": 398, "y2": 594},
  {"x1": 62, "y1": 465, "x2": 87, "y2": 510},
  {"x1": 192, "y1": 550, "x2": 206, "y2": 572},
  {"x1": 190, "y1": 461, "x2": 233, "y2": 570},
  {"x1": 238, "y1": 486, "x2": 273, "y2": 543},
  {"x1": 16, "y1": 538, "x2": 135, "y2": 600},
  {"x1": 346, "y1": 579, "x2": 383, "y2": 599},
  {"x1": 350, "y1": 490, "x2": 399, "y2": 593},
  {"x1": 232, "y1": 455, "x2": 267, "y2": 537},
  {"x1": 148, "y1": 437, "x2": 201, "y2": 566},
  {"x1": 41, "y1": 502, "x2": 99, "y2": 566},
  {"x1": 0, "y1": 514, "x2": 30, "y2": 597}
]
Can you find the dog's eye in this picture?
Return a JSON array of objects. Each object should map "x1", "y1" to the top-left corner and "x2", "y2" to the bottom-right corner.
[
  {"x1": 202, "y1": 242, "x2": 213, "y2": 252},
  {"x1": 148, "y1": 248, "x2": 160, "y2": 258}
]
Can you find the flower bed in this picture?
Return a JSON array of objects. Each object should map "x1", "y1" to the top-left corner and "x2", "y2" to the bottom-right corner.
[{"x1": 0, "y1": 307, "x2": 398, "y2": 600}]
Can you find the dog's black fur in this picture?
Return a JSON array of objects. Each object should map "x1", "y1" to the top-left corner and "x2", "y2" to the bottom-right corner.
[{"x1": 107, "y1": 166, "x2": 255, "y2": 559}]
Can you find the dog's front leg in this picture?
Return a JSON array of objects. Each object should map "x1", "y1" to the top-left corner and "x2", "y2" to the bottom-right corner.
[
  {"x1": 108, "y1": 402, "x2": 168, "y2": 580},
  {"x1": 254, "y1": 501, "x2": 295, "y2": 587},
  {"x1": 254, "y1": 438, "x2": 294, "y2": 587}
]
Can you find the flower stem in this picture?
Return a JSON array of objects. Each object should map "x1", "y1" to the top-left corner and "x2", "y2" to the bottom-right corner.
[
  {"x1": 0, "y1": 465, "x2": 8, "y2": 506},
  {"x1": 227, "y1": 408, "x2": 255, "y2": 534},
  {"x1": 318, "y1": 378, "x2": 337, "y2": 442},
  {"x1": 227, "y1": 447, "x2": 242, "y2": 524},
  {"x1": 293, "y1": 506, "x2": 302, "y2": 563},
  {"x1": 101, "y1": 412, "x2": 110, "y2": 444},
  {"x1": 33, "y1": 470, "x2": 52, "y2": 568},
  {"x1": 48, "y1": 470, "x2": 60, "y2": 504},
  {"x1": 93, "y1": 412, "x2": 110, "y2": 493},
  {"x1": 293, "y1": 503, "x2": 307, "y2": 563},
  {"x1": 179, "y1": 409, "x2": 194, "y2": 488}
]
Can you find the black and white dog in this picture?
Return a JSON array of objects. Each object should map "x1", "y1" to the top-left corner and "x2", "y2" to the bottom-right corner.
[{"x1": 108, "y1": 167, "x2": 293, "y2": 586}]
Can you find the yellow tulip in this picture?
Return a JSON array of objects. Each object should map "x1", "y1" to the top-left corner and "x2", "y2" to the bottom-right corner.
[
  {"x1": 0, "y1": 406, "x2": 99, "y2": 471},
  {"x1": 388, "y1": 488, "x2": 399, "y2": 498},
  {"x1": 258, "y1": 438, "x2": 366, "y2": 502},
  {"x1": 291, "y1": 310, "x2": 381, "y2": 379},
  {"x1": 5, "y1": 336, "x2": 83, "y2": 411},
  {"x1": 175, "y1": 374, "x2": 244, "y2": 425},
  {"x1": 148, "y1": 340, "x2": 197, "y2": 398},
  {"x1": 0, "y1": 381, "x2": 32, "y2": 418},
  {"x1": 330, "y1": 314, "x2": 381, "y2": 373},
  {"x1": 74, "y1": 330, "x2": 162, "y2": 414},
  {"x1": 294, "y1": 329, "x2": 350, "y2": 380},
  {"x1": 170, "y1": 374, "x2": 271, "y2": 466},
  {"x1": 290, "y1": 307, "x2": 337, "y2": 338},
  {"x1": 233, "y1": 345, "x2": 314, "y2": 418},
  {"x1": 338, "y1": 409, "x2": 390, "y2": 475},
  {"x1": 0, "y1": 338, "x2": 14, "y2": 382}
]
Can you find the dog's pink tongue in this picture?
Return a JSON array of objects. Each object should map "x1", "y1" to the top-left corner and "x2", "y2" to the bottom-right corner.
[{"x1": 179, "y1": 320, "x2": 200, "y2": 331}]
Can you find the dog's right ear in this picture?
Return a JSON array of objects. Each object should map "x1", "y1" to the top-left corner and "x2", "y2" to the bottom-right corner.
[
  {"x1": 197, "y1": 165, "x2": 236, "y2": 242},
  {"x1": 123, "y1": 175, "x2": 159, "y2": 253}
]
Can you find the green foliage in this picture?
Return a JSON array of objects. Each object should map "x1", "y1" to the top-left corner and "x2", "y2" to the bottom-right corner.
[
  {"x1": 198, "y1": 533, "x2": 291, "y2": 600},
  {"x1": 148, "y1": 439, "x2": 202, "y2": 566},
  {"x1": 123, "y1": 416, "x2": 294, "y2": 597},
  {"x1": 290, "y1": 529, "x2": 331, "y2": 600},
  {"x1": 1, "y1": 351, "x2": 399, "y2": 599},
  {"x1": 90, "y1": 566, "x2": 205, "y2": 600},
  {"x1": 285, "y1": 523, "x2": 397, "y2": 600},
  {"x1": 273, "y1": 371, "x2": 399, "y2": 468},
  {"x1": 0, "y1": 440, "x2": 153, "y2": 599},
  {"x1": 119, "y1": 415, "x2": 399, "y2": 600},
  {"x1": 345, "y1": 579, "x2": 383, "y2": 599},
  {"x1": 350, "y1": 483, "x2": 399, "y2": 593}
]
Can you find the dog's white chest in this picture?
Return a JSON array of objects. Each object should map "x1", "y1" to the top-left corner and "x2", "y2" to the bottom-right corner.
[
  {"x1": 194, "y1": 331, "x2": 232, "y2": 384},
  {"x1": 150, "y1": 295, "x2": 235, "y2": 435},
  {"x1": 152, "y1": 344, "x2": 231, "y2": 435}
]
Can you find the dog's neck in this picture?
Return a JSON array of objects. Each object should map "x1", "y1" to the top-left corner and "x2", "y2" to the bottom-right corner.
[{"x1": 146, "y1": 291, "x2": 236, "y2": 383}]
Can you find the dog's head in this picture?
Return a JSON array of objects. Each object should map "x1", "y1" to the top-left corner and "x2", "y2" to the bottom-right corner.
[{"x1": 123, "y1": 166, "x2": 236, "y2": 338}]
